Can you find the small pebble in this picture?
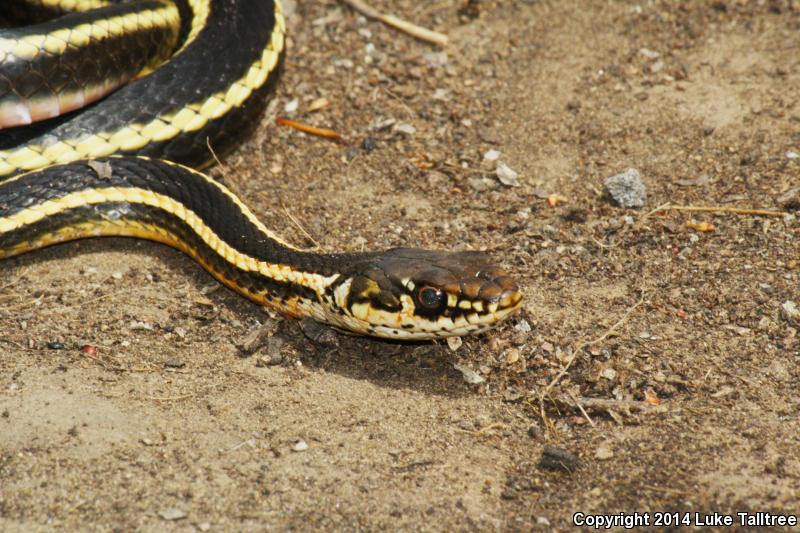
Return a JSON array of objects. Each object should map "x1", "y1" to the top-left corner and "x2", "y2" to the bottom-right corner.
[
  {"x1": 283, "y1": 98, "x2": 299, "y2": 113},
  {"x1": 422, "y1": 51, "x2": 448, "y2": 67},
  {"x1": 159, "y1": 508, "x2": 187, "y2": 521},
  {"x1": 604, "y1": 168, "x2": 647, "y2": 208},
  {"x1": 639, "y1": 47, "x2": 660, "y2": 59},
  {"x1": 483, "y1": 149, "x2": 501, "y2": 163},
  {"x1": 453, "y1": 363, "x2": 484, "y2": 384},
  {"x1": 538, "y1": 445, "x2": 579, "y2": 472},
  {"x1": 514, "y1": 319, "x2": 531, "y2": 333},
  {"x1": 446, "y1": 336, "x2": 463, "y2": 351},
  {"x1": 781, "y1": 300, "x2": 799, "y2": 322},
  {"x1": 601, "y1": 367, "x2": 617, "y2": 380},
  {"x1": 395, "y1": 123, "x2": 416, "y2": 135},
  {"x1": 129, "y1": 320, "x2": 154, "y2": 331},
  {"x1": 256, "y1": 352, "x2": 283, "y2": 367},
  {"x1": 778, "y1": 187, "x2": 800, "y2": 210},
  {"x1": 505, "y1": 348, "x2": 520, "y2": 365},
  {"x1": 595, "y1": 445, "x2": 614, "y2": 460},
  {"x1": 467, "y1": 177, "x2": 495, "y2": 192},
  {"x1": 496, "y1": 162, "x2": 521, "y2": 187},
  {"x1": 292, "y1": 439, "x2": 309, "y2": 452},
  {"x1": 361, "y1": 137, "x2": 378, "y2": 152}
]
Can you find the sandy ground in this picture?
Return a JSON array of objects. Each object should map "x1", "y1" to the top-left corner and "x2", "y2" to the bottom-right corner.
[{"x1": 2, "y1": 0, "x2": 800, "y2": 531}]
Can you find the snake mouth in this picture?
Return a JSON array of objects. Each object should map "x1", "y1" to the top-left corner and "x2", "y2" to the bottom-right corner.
[{"x1": 329, "y1": 248, "x2": 524, "y2": 339}]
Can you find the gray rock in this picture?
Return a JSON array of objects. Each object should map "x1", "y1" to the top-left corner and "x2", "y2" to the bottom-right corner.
[{"x1": 604, "y1": 168, "x2": 647, "y2": 208}]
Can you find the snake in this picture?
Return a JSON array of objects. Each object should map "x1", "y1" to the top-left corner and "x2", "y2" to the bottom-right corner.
[{"x1": 0, "y1": 0, "x2": 522, "y2": 340}]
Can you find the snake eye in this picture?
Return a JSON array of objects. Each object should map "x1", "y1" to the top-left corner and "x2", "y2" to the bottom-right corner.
[{"x1": 418, "y1": 286, "x2": 444, "y2": 309}]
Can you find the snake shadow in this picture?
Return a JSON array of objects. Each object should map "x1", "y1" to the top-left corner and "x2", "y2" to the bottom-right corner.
[{"x1": 2, "y1": 238, "x2": 481, "y2": 398}]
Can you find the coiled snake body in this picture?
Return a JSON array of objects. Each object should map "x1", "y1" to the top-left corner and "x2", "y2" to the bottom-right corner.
[{"x1": 0, "y1": 0, "x2": 522, "y2": 339}]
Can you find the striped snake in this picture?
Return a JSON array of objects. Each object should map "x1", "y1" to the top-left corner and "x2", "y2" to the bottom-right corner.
[{"x1": 0, "y1": 0, "x2": 522, "y2": 339}]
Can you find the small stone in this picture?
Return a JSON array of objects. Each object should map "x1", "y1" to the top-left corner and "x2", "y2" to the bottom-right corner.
[
  {"x1": 446, "y1": 336, "x2": 463, "y2": 351},
  {"x1": 236, "y1": 321, "x2": 277, "y2": 355},
  {"x1": 538, "y1": 445, "x2": 579, "y2": 472},
  {"x1": 292, "y1": 439, "x2": 309, "y2": 452},
  {"x1": 496, "y1": 162, "x2": 521, "y2": 187},
  {"x1": 778, "y1": 187, "x2": 800, "y2": 210},
  {"x1": 422, "y1": 50, "x2": 448, "y2": 67},
  {"x1": 781, "y1": 300, "x2": 799, "y2": 323},
  {"x1": 283, "y1": 98, "x2": 299, "y2": 113},
  {"x1": 604, "y1": 168, "x2": 647, "y2": 208},
  {"x1": 197, "y1": 523, "x2": 211, "y2": 532},
  {"x1": 256, "y1": 352, "x2": 283, "y2": 367},
  {"x1": 111, "y1": 271, "x2": 123, "y2": 280},
  {"x1": 483, "y1": 149, "x2": 501, "y2": 164},
  {"x1": 307, "y1": 97, "x2": 330, "y2": 112},
  {"x1": 394, "y1": 123, "x2": 416, "y2": 135},
  {"x1": 164, "y1": 359, "x2": 185, "y2": 369},
  {"x1": 432, "y1": 88, "x2": 449, "y2": 100},
  {"x1": 159, "y1": 508, "x2": 187, "y2": 521},
  {"x1": 467, "y1": 177, "x2": 495, "y2": 192},
  {"x1": 595, "y1": 446, "x2": 614, "y2": 460},
  {"x1": 370, "y1": 117, "x2": 396, "y2": 131},
  {"x1": 505, "y1": 348, "x2": 520, "y2": 365},
  {"x1": 601, "y1": 367, "x2": 617, "y2": 380},
  {"x1": 503, "y1": 387, "x2": 523, "y2": 402},
  {"x1": 786, "y1": 150, "x2": 799, "y2": 159},
  {"x1": 514, "y1": 319, "x2": 531, "y2": 333},
  {"x1": 453, "y1": 363, "x2": 485, "y2": 384},
  {"x1": 639, "y1": 48, "x2": 660, "y2": 59},
  {"x1": 361, "y1": 137, "x2": 378, "y2": 152},
  {"x1": 299, "y1": 319, "x2": 338, "y2": 346}
]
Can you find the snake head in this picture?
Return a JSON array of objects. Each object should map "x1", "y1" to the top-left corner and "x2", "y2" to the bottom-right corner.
[{"x1": 327, "y1": 248, "x2": 522, "y2": 339}]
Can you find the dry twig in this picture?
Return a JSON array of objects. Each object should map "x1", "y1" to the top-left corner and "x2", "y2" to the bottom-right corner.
[
  {"x1": 276, "y1": 117, "x2": 344, "y2": 142},
  {"x1": 645, "y1": 203, "x2": 788, "y2": 218},
  {"x1": 538, "y1": 292, "x2": 646, "y2": 434},
  {"x1": 339, "y1": 0, "x2": 448, "y2": 46}
]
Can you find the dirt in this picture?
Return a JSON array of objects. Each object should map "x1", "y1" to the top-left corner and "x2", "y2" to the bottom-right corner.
[{"x1": 1, "y1": 0, "x2": 799, "y2": 531}]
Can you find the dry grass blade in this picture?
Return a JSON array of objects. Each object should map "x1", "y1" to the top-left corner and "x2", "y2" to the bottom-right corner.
[
  {"x1": 538, "y1": 291, "x2": 646, "y2": 435},
  {"x1": 646, "y1": 203, "x2": 788, "y2": 218}
]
